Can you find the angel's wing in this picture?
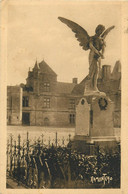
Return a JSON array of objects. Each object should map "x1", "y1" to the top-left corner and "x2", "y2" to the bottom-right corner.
[
  {"x1": 58, "y1": 17, "x2": 90, "y2": 51},
  {"x1": 101, "y1": 25, "x2": 115, "y2": 39}
]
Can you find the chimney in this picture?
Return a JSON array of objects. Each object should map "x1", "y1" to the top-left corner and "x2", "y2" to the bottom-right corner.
[
  {"x1": 102, "y1": 65, "x2": 111, "y2": 80},
  {"x1": 72, "y1": 78, "x2": 78, "y2": 84}
]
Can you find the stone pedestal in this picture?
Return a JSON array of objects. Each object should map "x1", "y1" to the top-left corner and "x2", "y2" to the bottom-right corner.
[
  {"x1": 72, "y1": 88, "x2": 117, "y2": 154},
  {"x1": 75, "y1": 97, "x2": 90, "y2": 136}
]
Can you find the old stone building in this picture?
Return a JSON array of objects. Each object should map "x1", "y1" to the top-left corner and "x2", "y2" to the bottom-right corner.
[{"x1": 7, "y1": 60, "x2": 121, "y2": 128}]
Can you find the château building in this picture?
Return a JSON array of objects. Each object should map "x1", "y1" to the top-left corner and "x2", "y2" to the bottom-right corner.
[{"x1": 7, "y1": 60, "x2": 121, "y2": 128}]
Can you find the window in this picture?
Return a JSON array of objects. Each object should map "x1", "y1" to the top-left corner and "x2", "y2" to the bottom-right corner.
[
  {"x1": 69, "y1": 114, "x2": 75, "y2": 124},
  {"x1": 69, "y1": 99, "x2": 75, "y2": 109},
  {"x1": 44, "y1": 98, "x2": 50, "y2": 108},
  {"x1": 90, "y1": 110, "x2": 93, "y2": 125},
  {"x1": 23, "y1": 96, "x2": 29, "y2": 107},
  {"x1": 44, "y1": 117, "x2": 50, "y2": 126},
  {"x1": 44, "y1": 82, "x2": 50, "y2": 92}
]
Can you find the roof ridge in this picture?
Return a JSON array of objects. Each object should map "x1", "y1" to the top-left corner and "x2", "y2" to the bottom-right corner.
[
  {"x1": 38, "y1": 60, "x2": 57, "y2": 76},
  {"x1": 57, "y1": 81, "x2": 76, "y2": 85}
]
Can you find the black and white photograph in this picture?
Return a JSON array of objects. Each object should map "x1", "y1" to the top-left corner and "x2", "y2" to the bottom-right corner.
[{"x1": 0, "y1": 0, "x2": 128, "y2": 192}]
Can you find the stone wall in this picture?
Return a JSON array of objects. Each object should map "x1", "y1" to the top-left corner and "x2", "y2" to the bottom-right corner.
[
  {"x1": 7, "y1": 86, "x2": 22, "y2": 125},
  {"x1": 21, "y1": 92, "x2": 75, "y2": 127}
]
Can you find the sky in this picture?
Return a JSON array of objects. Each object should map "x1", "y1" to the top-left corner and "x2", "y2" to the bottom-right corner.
[{"x1": 7, "y1": 1, "x2": 122, "y2": 85}]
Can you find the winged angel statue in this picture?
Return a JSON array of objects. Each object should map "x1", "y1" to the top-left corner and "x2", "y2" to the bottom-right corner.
[{"x1": 58, "y1": 17, "x2": 115, "y2": 91}]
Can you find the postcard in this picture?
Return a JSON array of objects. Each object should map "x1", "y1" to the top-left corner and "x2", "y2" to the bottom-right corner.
[{"x1": 0, "y1": 0, "x2": 128, "y2": 193}]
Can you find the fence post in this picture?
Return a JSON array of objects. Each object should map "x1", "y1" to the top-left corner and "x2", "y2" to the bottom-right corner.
[
  {"x1": 26, "y1": 131, "x2": 29, "y2": 186},
  {"x1": 62, "y1": 137, "x2": 65, "y2": 147},
  {"x1": 68, "y1": 134, "x2": 71, "y2": 143},
  {"x1": 68, "y1": 143, "x2": 72, "y2": 188},
  {"x1": 55, "y1": 132, "x2": 57, "y2": 147},
  {"x1": 9, "y1": 134, "x2": 13, "y2": 176},
  {"x1": 21, "y1": 142, "x2": 25, "y2": 183},
  {"x1": 13, "y1": 140, "x2": 16, "y2": 177},
  {"x1": 17, "y1": 134, "x2": 21, "y2": 185},
  {"x1": 22, "y1": 142, "x2": 25, "y2": 167},
  {"x1": 48, "y1": 137, "x2": 51, "y2": 148},
  {"x1": 41, "y1": 134, "x2": 44, "y2": 146},
  {"x1": 37, "y1": 139, "x2": 41, "y2": 188},
  {"x1": 6, "y1": 139, "x2": 9, "y2": 172},
  {"x1": 37, "y1": 138, "x2": 41, "y2": 155}
]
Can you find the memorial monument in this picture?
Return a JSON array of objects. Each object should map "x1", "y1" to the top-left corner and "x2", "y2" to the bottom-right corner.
[{"x1": 58, "y1": 17, "x2": 117, "y2": 154}]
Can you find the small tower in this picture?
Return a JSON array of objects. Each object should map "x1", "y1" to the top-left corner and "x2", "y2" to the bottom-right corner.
[
  {"x1": 33, "y1": 60, "x2": 39, "y2": 77},
  {"x1": 33, "y1": 60, "x2": 40, "y2": 94}
]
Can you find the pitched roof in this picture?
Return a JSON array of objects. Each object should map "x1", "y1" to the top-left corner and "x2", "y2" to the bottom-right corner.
[
  {"x1": 38, "y1": 60, "x2": 57, "y2": 76},
  {"x1": 56, "y1": 82, "x2": 76, "y2": 94},
  {"x1": 71, "y1": 76, "x2": 88, "y2": 95},
  {"x1": 71, "y1": 83, "x2": 85, "y2": 95}
]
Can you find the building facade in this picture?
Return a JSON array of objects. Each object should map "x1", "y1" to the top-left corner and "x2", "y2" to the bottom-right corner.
[{"x1": 7, "y1": 60, "x2": 121, "y2": 128}]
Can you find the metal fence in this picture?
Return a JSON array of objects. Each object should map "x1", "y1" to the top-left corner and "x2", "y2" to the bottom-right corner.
[
  {"x1": 7, "y1": 132, "x2": 74, "y2": 188},
  {"x1": 6, "y1": 132, "x2": 120, "y2": 188}
]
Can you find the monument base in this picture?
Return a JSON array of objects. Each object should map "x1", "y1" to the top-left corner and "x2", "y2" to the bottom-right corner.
[
  {"x1": 71, "y1": 135, "x2": 118, "y2": 155},
  {"x1": 74, "y1": 77, "x2": 117, "y2": 155},
  {"x1": 84, "y1": 90, "x2": 106, "y2": 97}
]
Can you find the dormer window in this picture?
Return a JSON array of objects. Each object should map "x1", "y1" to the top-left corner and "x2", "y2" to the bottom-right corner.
[{"x1": 44, "y1": 82, "x2": 50, "y2": 92}]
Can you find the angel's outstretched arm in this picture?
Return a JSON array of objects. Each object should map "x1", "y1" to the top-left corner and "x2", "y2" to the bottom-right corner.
[
  {"x1": 101, "y1": 39, "x2": 106, "y2": 58},
  {"x1": 89, "y1": 41, "x2": 103, "y2": 58}
]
